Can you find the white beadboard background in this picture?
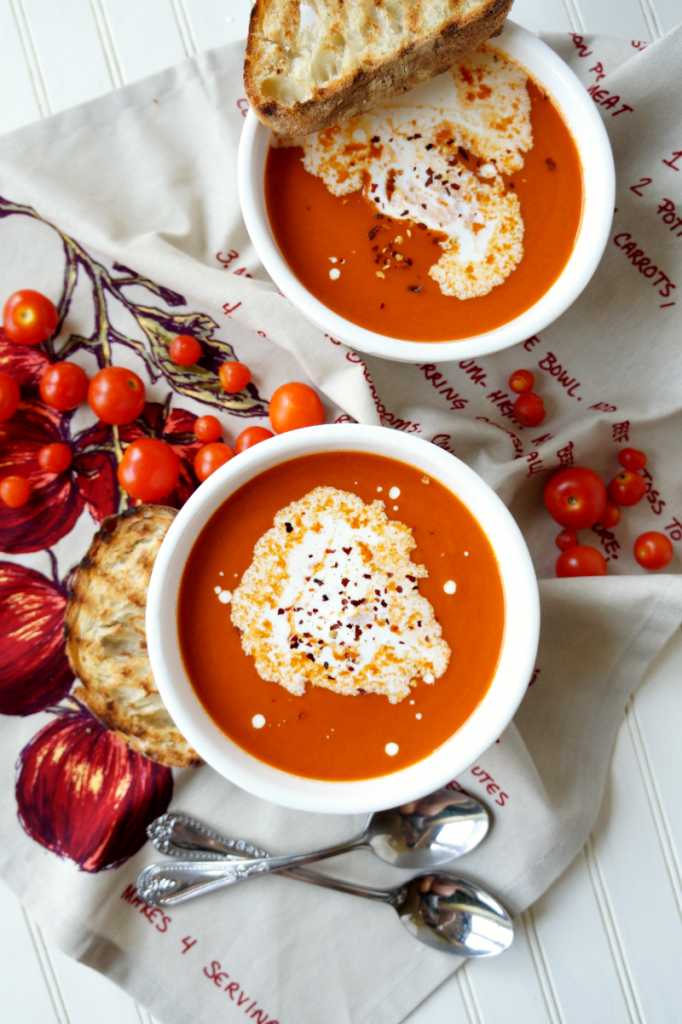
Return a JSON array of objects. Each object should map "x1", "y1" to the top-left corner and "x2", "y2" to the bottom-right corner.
[{"x1": 1, "y1": 1, "x2": 682, "y2": 1022}]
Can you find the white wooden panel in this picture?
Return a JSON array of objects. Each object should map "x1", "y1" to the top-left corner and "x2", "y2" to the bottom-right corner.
[
  {"x1": 180, "y1": 0, "x2": 252, "y2": 51},
  {"x1": 591, "y1": 716, "x2": 682, "y2": 1023},
  {"x1": 510, "y1": 0, "x2": 574, "y2": 34},
  {"x1": 0, "y1": 0, "x2": 44, "y2": 131},
  {"x1": 48, "y1": 942, "x2": 147, "y2": 1024},
  {"x1": 99, "y1": 0, "x2": 187, "y2": 82},
  {"x1": 651, "y1": 0, "x2": 682, "y2": 33},
  {"x1": 18, "y1": 0, "x2": 115, "y2": 111},
  {"x1": 529, "y1": 848, "x2": 636, "y2": 1023},
  {"x1": 572, "y1": 0, "x2": 652, "y2": 39},
  {"x1": 465, "y1": 916, "x2": 555, "y2": 1024},
  {"x1": 0, "y1": 879, "x2": 62, "y2": 1024}
]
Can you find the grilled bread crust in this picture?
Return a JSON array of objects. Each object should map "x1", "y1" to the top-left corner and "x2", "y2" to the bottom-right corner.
[
  {"x1": 244, "y1": 0, "x2": 514, "y2": 136},
  {"x1": 64, "y1": 505, "x2": 202, "y2": 770}
]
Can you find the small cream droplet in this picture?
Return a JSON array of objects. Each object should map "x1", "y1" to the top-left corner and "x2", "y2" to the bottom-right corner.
[
  {"x1": 329, "y1": 256, "x2": 338, "y2": 263},
  {"x1": 409, "y1": 700, "x2": 415, "y2": 705},
  {"x1": 219, "y1": 571, "x2": 224, "y2": 576},
  {"x1": 416, "y1": 713, "x2": 422, "y2": 720},
  {"x1": 444, "y1": 580, "x2": 457, "y2": 594},
  {"x1": 252, "y1": 714, "x2": 265, "y2": 729},
  {"x1": 464, "y1": 551, "x2": 469, "y2": 557},
  {"x1": 329, "y1": 268, "x2": 340, "y2": 280},
  {"x1": 218, "y1": 590, "x2": 232, "y2": 604},
  {"x1": 393, "y1": 505, "x2": 398, "y2": 511},
  {"x1": 424, "y1": 672, "x2": 435, "y2": 683},
  {"x1": 385, "y1": 742, "x2": 399, "y2": 756},
  {"x1": 214, "y1": 586, "x2": 222, "y2": 594},
  {"x1": 377, "y1": 486, "x2": 383, "y2": 492},
  {"x1": 389, "y1": 486, "x2": 400, "y2": 499}
]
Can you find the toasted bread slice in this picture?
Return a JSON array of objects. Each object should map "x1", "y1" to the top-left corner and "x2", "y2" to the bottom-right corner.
[
  {"x1": 64, "y1": 506, "x2": 202, "y2": 770},
  {"x1": 244, "y1": 0, "x2": 515, "y2": 136}
]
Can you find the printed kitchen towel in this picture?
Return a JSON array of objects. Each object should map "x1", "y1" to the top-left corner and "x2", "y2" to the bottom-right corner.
[{"x1": 1, "y1": 22, "x2": 682, "y2": 1024}]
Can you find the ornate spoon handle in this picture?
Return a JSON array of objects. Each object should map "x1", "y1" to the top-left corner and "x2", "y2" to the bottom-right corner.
[
  {"x1": 137, "y1": 857, "x2": 400, "y2": 907},
  {"x1": 147, "y1": 812, "x2": 269, "y2": 861}
]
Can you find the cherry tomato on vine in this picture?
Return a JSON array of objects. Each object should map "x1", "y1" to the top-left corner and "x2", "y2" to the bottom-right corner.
[
  {"x1": 194, "y1": 414, "x2": 222, "y2": 443},
  {"x1": 219, "y1": 361, "x2": 251, "y2": 393},
  {"x1": 607, "y1": 470, "x2": 646, "y2": 507},
  {"x1": 194, "y1": 442, "x2": 235, "y2": 482},
  {"x1": 555, "y1": 529, "x2": 578, "y2": 551},
  {"x1": 39, "y1": 362, "x2": 89, "y2": 411},
  {"x1": 235, "y1": 426, "x2": 274, "y2": 453},
  {"x1": 3, "y1": 290, "x2": 58, "y2": 346},
  {"x1": 509, "y1": 369, "x2": 534, "y2": 394},
  {"x1": 117, "y1": 438, "x2": 180, "y2": 502},
  {"x1": 0, "y1": 371, "x2": 20, "y2": 422},
  {"x1": 633, "y1": 531, "x2": 673, "y2": 571},
  {"x1": 618, "y1": 447, "x2": 647, "y2": 471},
  {"x1": 38, "y1": 443, "x2": 73, "y2": 474},
  {"x1": 88, "y1": 366, "x2": 146, "y2": 425},
  {"x1": 597, "y1": 501, "x2": 621, "y2": 529},
  {"x1": 543, "y1": 467, "x2": 607, "y2": 530},
  {"x1": 0, "y1": 475, "x2": 31, "y2": 507},
  {"x1": 269, "y1": 382, "x2": 324, "y2": 433},
  {"x1": 556, "y1": 545, "x2": 607, "y2": 578},
  {"x1": 169, "y1": 335, "x2": 202, "y2": 367},
  {"x1": 513, "y1": 392, "x2": 545, "y2": 427}
]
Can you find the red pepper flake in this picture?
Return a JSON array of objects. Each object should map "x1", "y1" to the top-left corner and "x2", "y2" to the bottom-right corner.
[
  {"x1": 298, "y1": 712, "x2": 307, "y2": 719},
  {"x1": 342, "y1": 546, "x2": 352, "y2": 554},
  {"x1": 341, "y1": 577, "x2": 350, "y2": 586},
  {"x1": 546, "y1": 157, "x2": 556, "y2": 170}
]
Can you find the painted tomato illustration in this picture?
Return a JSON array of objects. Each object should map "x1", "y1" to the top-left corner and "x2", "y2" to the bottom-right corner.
[
  {"x1": 16, "y1": 705, "x2": 173, "y2": 872},
  {"x1": 120, "y1": 403, "x2": 202, "y2": 508},
  {"x1": 0, "y1": 561, "x2": 73, "y2": 716}
]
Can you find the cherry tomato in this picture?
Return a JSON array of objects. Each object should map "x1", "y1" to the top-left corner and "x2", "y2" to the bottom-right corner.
[
  {"x1": 37, "y1": 443, "x2": 72, "y2": 474},
  {"x1": 88, "y1": 366, "x2": 146, "y2": 425},
  {"x1": 543, "y1": 467, "x2": 607, "y2": 530},
  {"x1": 0, "y1": 371, "x2": 20, "y2": 422},
  {"x1": 513, "y1": 391, "x2": 545, "y2": 427},
  {"x1": 269, "y1": 382, "x2": 324, "y2": 433},
  {"x1": 194, "y1": 442, "x2": 235, "y2": 482},
  {"x1": 117, "y1": 439, "x2": 180, "y2": 502},
  {"x1": 194, "y1": 414, "x2": 222, "y2": 442},
  {"x1": 618, "y1": 447, "x2": 647, "y2": 471},
  {"x1": 607, "y1": 470, "x2": 646, "y2": 507},
  {"x1": 219, "y1": 361, "x2": 251, "y2": 393},
  {"x1": 236, "y1": 426, "x2": 275, "y2": 453},
  {"x1": 39, "y1": 362, "x2": 89, "y2": 411},
  {"x1": 556, "y1": 545, "x2": 607, "y2": 577},
  {"x1": 597, "y1": 501, "x2": 621, "y2": 529},
  {"x1": 3, "y1": 290, "x2": 58, "y2": 346},
  {"x1": 509, "y1": 369, "x2": 534, "y2": 394},
  {"x1": 0, "y1": 475, "x2": 31, "y2": 508},
  {"x1": 633, "y1": 531, "x2": 673, "y2": 571},
  {"x1": 555, "y1": 529, "x2": 578, "y2": 551},
  {"x1": 169, "y1": 335, "x2": 202, "y2": 366}
]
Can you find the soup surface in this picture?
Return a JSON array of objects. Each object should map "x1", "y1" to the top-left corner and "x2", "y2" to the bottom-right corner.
[
  {"x1": 178, "y1": 452, "x2": 505, "y2": 781},
  {"x1": 265, "y1": 46, "x2": 583, "y2": 342}
]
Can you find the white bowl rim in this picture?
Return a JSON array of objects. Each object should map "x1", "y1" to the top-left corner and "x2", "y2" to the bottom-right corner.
[
  {"x1": 237, "y1": 20, "x2": 615, "y2": 364},
  {"x1": 147, "y1": 425, "x2": 540, "y2": 814}
]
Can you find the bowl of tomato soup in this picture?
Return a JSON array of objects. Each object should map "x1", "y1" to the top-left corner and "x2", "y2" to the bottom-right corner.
[
  {"x1": 147, "y1": 426, "x2": 539, "y2": 813},
  {"x1": 238, "y1": 21, "x2": 614, "y2": 363}
]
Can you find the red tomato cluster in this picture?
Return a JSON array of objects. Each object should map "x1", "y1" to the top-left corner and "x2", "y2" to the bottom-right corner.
[
  {"x1": 542, "y1": 447, "x2": 673, "y2": 575},
  {"x1": 1, "y1": 294, "x2": 327, "y2": 507},
  {"x1": 189, "y1": 369, "x2": 325, "y2": 485},
  {"x1": 509, "y1": 369, "x2": 546, "y2": 428}
]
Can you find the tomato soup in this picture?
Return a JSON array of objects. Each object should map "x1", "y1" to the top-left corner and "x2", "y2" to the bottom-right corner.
[
  {"x1": 265, "y1": 46, "x2": 583, "y2": 342},
  {"x1": 178, "y1": 452, "x2": 505, "y2": 781}
]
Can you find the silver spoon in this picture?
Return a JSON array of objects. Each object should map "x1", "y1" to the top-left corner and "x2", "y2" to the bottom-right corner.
[
  {"x1": 137, "y1": 860, "x2": 512, "y2": 958},
  {"x1": 147, "y1": 786, "x2": 489, "y2": 871}
]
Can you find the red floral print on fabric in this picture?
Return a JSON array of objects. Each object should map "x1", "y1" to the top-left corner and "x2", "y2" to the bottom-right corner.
[{"x1": 16, "y1": 704, "x2": 173, "y2": 872}]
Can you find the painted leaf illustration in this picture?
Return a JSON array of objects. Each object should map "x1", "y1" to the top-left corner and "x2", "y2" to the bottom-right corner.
[
  {"x1": 0, "y1": 561, "x2": 73, "y2": 716},
  {"x1": 0, "y1": 330, "x2": 51, "y2": 394},
  {"x1": 72, "y1": 421, "x2": 120, "y2": 523},
  {"x1": 137, "y1": 306, "x2": 269, "y2": 418},
  {"x1": 16, "y1": 704, "x2": 173, "y2": 872}
]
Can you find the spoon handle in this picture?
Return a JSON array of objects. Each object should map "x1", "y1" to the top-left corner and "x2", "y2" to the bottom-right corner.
[
  {"x1": 147, "y1": 812, "x2": 269, "y2": 860},
  {"x1": 137, "y1": 856, "x2": 401, "y2": 907}
]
